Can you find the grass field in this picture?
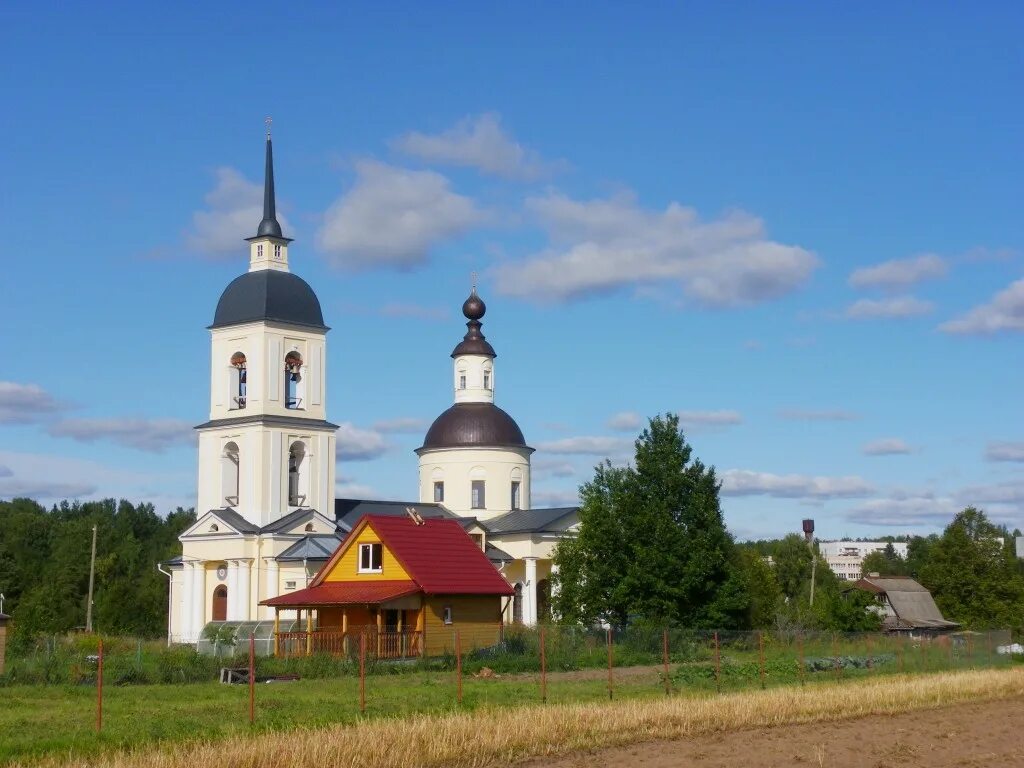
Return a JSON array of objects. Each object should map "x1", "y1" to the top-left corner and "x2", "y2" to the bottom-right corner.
[{"x1": 5, "y1": 667, "x2": 1023, "y2": 768}]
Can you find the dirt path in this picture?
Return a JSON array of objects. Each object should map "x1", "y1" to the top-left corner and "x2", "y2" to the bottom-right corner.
[{"x1": 522, "y1": 697, "x2": 1024, "y2": 767}]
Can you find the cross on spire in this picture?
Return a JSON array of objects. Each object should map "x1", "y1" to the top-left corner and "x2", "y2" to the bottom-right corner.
[
  {"x1": 471, "y1": 271, "x2": 478, "y2": 294},
  {"x1": 265, "y1": 116, "x2": 272, "y2": 138}
]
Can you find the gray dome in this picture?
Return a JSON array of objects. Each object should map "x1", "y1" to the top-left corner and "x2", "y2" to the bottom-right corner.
[
  {"x1": 419, "y1": 403, "x2": 530, "y2": 451},
  {"x1": 212, "y1": 270, "x2": 327, "y2": 330}
]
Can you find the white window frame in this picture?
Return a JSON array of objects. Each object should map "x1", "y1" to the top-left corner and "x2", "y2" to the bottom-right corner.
[
  {"x1": 471, "y1": 480, "x2": 485, "y2": 509},
  {"x1": 442, "y1": 605, "x2": 453, "y2": 625},
  {"x1": 433, "y1": 481, "x2": 444, "y2": 502},
  {"x1": 511, "y1": 480, "x2": 521, "y2": 510},
  {"x1": 358, "y1": 542, "x2": 383, "y2": 573}
]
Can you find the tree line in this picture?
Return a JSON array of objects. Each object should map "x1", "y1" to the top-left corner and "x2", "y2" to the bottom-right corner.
[
  {"x1": 552, "y1": 413, "x2": 1024, "y2": 632},
  {"x1": 0, "y1": 498, "x2": 194, "y2": 641}
]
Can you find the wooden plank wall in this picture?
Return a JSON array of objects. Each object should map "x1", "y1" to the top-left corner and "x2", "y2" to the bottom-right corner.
[{"x1": 423, "y1": 595, "x2": 503, "y2": 656}]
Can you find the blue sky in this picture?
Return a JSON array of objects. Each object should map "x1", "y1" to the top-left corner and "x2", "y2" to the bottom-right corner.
[{"x1": 1, "y1": 3, "x2": 1021, "y2": 540}]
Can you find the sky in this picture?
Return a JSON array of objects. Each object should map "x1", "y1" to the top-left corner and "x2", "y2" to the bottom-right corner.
[{"x1": 1, "y1": 3, "x2": 1021, "y2": 541}]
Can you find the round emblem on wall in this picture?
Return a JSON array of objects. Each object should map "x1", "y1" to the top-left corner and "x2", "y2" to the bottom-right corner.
[{"x1": 216, "y1": 564, "x2": 228, "y2": 581}]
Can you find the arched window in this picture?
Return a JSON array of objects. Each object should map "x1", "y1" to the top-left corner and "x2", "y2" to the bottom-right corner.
[
  {"x1": 304, "y1": 522, "x2": 315, "y2": 532},
  {"x1": 288, "y1": 441, "x2": 307, "y2": 507},
  {"x1": 221, "y1": 442, "x2": 240, "y2": 507},
  {"x1": 212, "y1": 585, "x2": 228, "y2": 621},
  {"x1": 510, "y1": 467, "x2": 523, "y2": 511},
  {"x1": 512, "y1": 583, "x2": 523, "y2": 624},
  {"x1": 483, "y1": 364, "x2": 492, "y2": 391},
  {"x1": 285, "y1": 352, "x2": 304, "y2": 409},
  {"x1": 229, "y1": 353, "x2": 247, "y2": 410}
]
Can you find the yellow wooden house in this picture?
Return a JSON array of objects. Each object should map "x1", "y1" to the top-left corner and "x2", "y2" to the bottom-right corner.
[{"x1": 261, "y1": 512, "x2": 514, "y2": 658}]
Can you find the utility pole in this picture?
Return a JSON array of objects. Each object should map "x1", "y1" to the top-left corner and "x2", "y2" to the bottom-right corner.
[
  {"x1": 86, "y1": 524, "x2": 97, "y2": 633},
  {"x1": 803, "y1": 519, "x2": 817, "y2": 607}
]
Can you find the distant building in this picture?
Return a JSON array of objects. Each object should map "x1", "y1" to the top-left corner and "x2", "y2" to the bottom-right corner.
[
  {"x1": 852, "y1": 575, "x2": 958, "y2": 634},
  {"x1": 819, "y1": 540, "x2": 908, "y2": 582}
]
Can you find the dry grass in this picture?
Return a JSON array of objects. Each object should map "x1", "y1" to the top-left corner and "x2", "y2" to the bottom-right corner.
[{"x1": 23, "y1": 668, "x2": 1024, "y2": 768}]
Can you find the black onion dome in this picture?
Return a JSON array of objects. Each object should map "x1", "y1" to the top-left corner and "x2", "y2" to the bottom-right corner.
[
  {"x1": 211, "y1": 270, "x2": 327, "y2": 330},
  {"x1": 451, "y1": 289, "x2": 496, "y2": 358},
  {"x1": 419, "y1": 403, "x2": 530, "y2": 451}
]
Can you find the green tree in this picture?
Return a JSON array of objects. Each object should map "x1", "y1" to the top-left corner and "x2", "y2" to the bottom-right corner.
[
  {"x1": 919, "y1": 507, "x2": 1024, "y2": 629},
  {"x1": 552, "y1": 413, "x2": 749, "y2": 628},
  {"x1": 737, "y1": 548, "x2": 781, "y2": 628},
  {"x1": 862, "y1": 543, "x2": 908, "y2": 577}
]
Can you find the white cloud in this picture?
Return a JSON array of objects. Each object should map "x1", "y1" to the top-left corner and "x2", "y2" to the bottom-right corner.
[
  {"x1": 316, "y1": 160, "x2": 484, "y2": 270},
  {"x1": 373, "y1": 417, "x2": 428, "y2": 434},
  {"x1": 606, "y1": 411, "x2": 642, "y2": 432},
  {"x1": 532, "y1": 459, "x2": 577, "y2": 478},
  {"x1": 0, "y1": 465, "x2": 12, "y2": 478},
  {"x1": 778, "y1": 408, "x2": 859, "y2": 422},
  {"x1": 336, "y1": 482, "x2": 378, "y2": 499},
  {"x1": 336, "y1": 422, "x2": 388, "y2": 461},
  {"x1": 844, "y1": 296, "x2": 934, "y2": 319},
  {"x1": 493, "y1": 192, "x2": 817, "y2": 307},
  {"x1": 956, "y1": 480, "x2": 1024, "y2": 507},
  {"x1": 379, "y1": 302, "x2": 450, "y2": 321},
  {"x1": 187, "y1": 167, "x2": 292, "y2": 256},
  {"x1": 846, "y1": 495, "x2": 958, "y2": 527},
  {"x1": 939, "y1": 278, "x2": 1024, "y2": 335},
  {"x1": 537, "y1": 436, "x2": 633, "y2": 456},
  {"x1": 47, "y1": 418, "x2": 194, "y2": 453},
  {"x1": 986, "y1": 441, "x2": 1024, "y2": 463},
  {"x1": 721, "y1": 469, "x2": 874, "y2": 499},
  {"x1": 863, "y1": 438, "x2": 913, "y2": 456},
  {"x1": 0, "y1": 381, "x2": 66, "y2": 424},
  {"x1": 848, "y1": 254, "x2": 948, "y2": 291},
  {"x1": 392, "y1": 112, "x2": 558, "y2": 180},
  {"x1": 678, "y1": 410, "x2": 743, "y2": 428}
]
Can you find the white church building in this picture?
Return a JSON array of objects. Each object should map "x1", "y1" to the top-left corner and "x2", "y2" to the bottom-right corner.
[{"x1": 165, "y1": 133, "x2": 578, "y2": 645}]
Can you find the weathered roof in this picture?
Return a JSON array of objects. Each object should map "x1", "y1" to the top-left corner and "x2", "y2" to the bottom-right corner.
[
  {"x1": 260, "y1": 507, "x2": 320, "y2": 534},
  {"x1": 487, "y1": 507, "x2": 579, "y2": 534},
  {"x1": 211, "y1": 269, "x2": 327, "y2": 331},
  {"x1": 334, "y1": 498, "x2": 456, "y2": 532},
  {"x1": 276, "y1": 534, "x2": 343, "y2": 562},
  {"x1": 484, "y1": 542, "x2": 514, "y2": 564},
  {"x1": 419, "y1": 403, "x2": 530, "y2": 451},
  {"x1": 263, "y1": 580, "x2": 419, "y2": 607},
  {"x1": 855, "y1": 576, "x2": 959, "y2": 629}
]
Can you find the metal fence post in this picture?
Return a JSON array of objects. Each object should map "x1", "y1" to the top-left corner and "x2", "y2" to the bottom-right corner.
[
  {"x1": 798, "y1": 633, "x2": 805, "y2": 686},
  {"x1": 758, "y1": 631, "x2": 766, "y2": 689},
  {"x1": 606, "y1": 627, "x2": 613, "y2": 700},
  {"x1": 663, "y1": 628, "x2": 670, "y2": 696},
  {"x1": 359, "y1": 631, "x2": 366, "y2": 713},
  {"x1": 714, "y1": 631, "x2": 721, "y2": 693},
  {"x1": 96, "y1": 637, "x2": 103, "y2": 733},
  {"x1": 540, "y1": 626, "x2": 547, "y2": 703},
  {"x1": 248, "y1": 634, "x2": 256, "y2": 724},
  {"x1": 456, "y1": 630, "x2": 463, "y2": 705}
]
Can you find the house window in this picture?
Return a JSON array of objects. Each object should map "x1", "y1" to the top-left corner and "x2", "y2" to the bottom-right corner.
[
  {"x1": 359, "y1": 543, "x2": 383, "y2": 573},
  {"x1": 511, "y1": 481, "x2": 521, "y2": 510},
  {"x1": 433, "y1": 481, "x2": 444, "y2": 502},
  {"x1": 442, "y1": 605, "x2": 453, "y2": 625},
  {"x1": 284, "y1": 580, "x2": 297, "y2": 590},
  {"x1": 257, "y1": 244, "x2": 264, "y2": 258},
  {"x1": 470, "y1": 533, "x2": 484, "y2": 550},
  {"x1": 304, "y1": 522, "x2": 315, "y2": 532},
  {"x1": 459, "y1": 373, "x2": 467, "y2": 390},
  {"x1": 483, "y1": 372, "x2": 491, "y2": 390},
  {"x1": 471, "y1": 480, "x2": 485, "y2": 509}
]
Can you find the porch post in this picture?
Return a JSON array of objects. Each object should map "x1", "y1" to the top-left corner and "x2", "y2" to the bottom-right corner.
[
  {"x1": 417, "y1": 606, "x2": 426, "y2": 658},
  {"x1": 342, "y1": 607, "x2": 349, "y2": 655},
  {"x1": 376, "y1": 609, "x2": 383, "y2": 657},
  {"x1": 398, "y1": 610, "x2": 404, "y2": 656},
  {"x1": 305, "y1": 610, "x2": 313, "y2": 656},
  {"x1": 273, "y1": 609, "x2": 280, "y2": 657}
]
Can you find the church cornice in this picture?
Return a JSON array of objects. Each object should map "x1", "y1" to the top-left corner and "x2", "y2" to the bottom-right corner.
[{"x1": 194, "y1": 414, "x2": 340, "y2": 432}]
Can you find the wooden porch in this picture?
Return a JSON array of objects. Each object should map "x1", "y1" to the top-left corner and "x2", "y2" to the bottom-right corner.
[{"x1": 275, "y1": 627, "x2": 423, "y2": 659}]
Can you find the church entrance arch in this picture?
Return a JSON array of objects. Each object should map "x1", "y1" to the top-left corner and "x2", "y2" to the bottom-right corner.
[{"x1": 212, "y1": 585, "x2": 228, "y2": 621}]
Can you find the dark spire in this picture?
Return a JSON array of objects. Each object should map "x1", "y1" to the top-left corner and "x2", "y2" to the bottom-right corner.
[
  {"x1": 451, "y1": 284, "x2": 496, "y2": 358},
  {"x1": 255, "y1": 118, "x2": 284, "y2": 239}
]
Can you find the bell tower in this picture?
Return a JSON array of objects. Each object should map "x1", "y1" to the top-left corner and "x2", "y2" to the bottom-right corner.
[{"x1": 194, "y1": 125, "x2": 337, "y2": 528}]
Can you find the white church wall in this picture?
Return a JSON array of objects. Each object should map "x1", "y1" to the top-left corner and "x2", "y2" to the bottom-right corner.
[
  {"x1": 417, "y1": 446, "x2": 532, "y2": 520},
  {"x1": 453, "y1": 354, "x2": 495, "y2": 404}
]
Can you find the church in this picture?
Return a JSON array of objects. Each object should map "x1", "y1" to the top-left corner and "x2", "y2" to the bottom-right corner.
[{"x1": 166, "y1": 132, "x2": 579, "y2": 647}]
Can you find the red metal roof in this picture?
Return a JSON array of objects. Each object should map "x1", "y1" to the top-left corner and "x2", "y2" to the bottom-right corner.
[
  {"x1": 262, "y1": 580, "x2": 419, "y2": 607},
  {"x1": 366, "y1": 515, "x2": 515, "y2": 596}
]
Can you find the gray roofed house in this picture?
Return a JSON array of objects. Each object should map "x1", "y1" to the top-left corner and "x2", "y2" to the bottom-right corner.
[
  {"x1": 486, "y1": 507, "x2": 579, "y2": 535},
  {"x1": 853, "y1": 575, "x2": 959, "y2": 633}
]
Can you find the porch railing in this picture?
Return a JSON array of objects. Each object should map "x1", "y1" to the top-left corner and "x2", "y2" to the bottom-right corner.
[{"x1": 275, "y1": 628, "x2": 423, "y2": 659}]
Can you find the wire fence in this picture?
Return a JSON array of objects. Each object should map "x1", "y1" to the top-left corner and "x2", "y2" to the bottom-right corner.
[{"x1": 1, "y1": 626, "x2": 1018, "y2": 738}]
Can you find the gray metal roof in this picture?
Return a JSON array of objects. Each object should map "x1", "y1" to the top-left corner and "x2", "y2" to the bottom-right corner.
[
  {"x1": 260, "y1": 508, "x2": 322, "y2": 534},
  {"x1": 486, "y1": 507, "x2": 579, "y2": 534},
  {"x1": 334, "y1": 498, "x2": 457, "y2": 531},
  {"x1": 484, "y1": 543, "x2": 514, "y2": 564},
  {"x1": 419, "y1": 403, "x2": 530, "y2": 452},
  {"x1": 211, "y1": 270, "x2": 327, "y2": 331},
  {"x1": 276, "y1": 534, "x2": 343, "y2": 562},
  {"x1": 207, "y1": 507, "x2": 260, "y2": 534}
]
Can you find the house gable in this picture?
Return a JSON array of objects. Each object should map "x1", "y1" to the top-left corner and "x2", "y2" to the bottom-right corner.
[
  {"x1": 179, "y1": 509, "x2": 256, "y2": 540},
  {"x1": 315, "y1": 518, "x2": 412, "y2": 584}
]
